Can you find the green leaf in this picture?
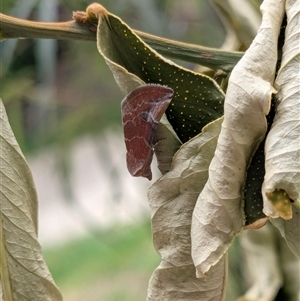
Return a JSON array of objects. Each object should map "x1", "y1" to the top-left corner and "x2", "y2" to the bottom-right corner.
[
  {"x1": 148, "y1": 117, "x2": 226, "y2": 300},
  {"x1": 0, "y1": 99, "x2": 62, "y2": 301},
  {"x1": 83, "y1": 3, "x2": 225, "y2": 143}
]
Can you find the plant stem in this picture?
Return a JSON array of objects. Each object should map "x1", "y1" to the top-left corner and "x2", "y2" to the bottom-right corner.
[
  {"x1": 0, "y1": 13, "x2": 95, "y2": 41},
  {"x1": 0, "y1": 13, "x2": 243, "y2": 72}
]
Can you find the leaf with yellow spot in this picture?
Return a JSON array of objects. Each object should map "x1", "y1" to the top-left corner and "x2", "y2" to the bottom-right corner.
[{"x1": 74, "y1": 3, "x2": 225, "y2": 143}]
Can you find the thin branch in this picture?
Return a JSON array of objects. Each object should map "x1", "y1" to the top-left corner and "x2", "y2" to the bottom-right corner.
[
  {"x1": 0, "y1": 13, "x2": 243, "y2": 72},
  {"x1": 0, "y1": 13, "x2": 95, "y2": 41}
]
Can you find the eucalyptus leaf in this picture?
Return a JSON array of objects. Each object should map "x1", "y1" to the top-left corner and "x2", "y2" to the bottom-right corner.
[
  {"x1": 148, "y1": 118, "x2": 226, "y2": 300},
  {"x1": 263, "y1": 0, "x2": 300, "y2": 219},
  {"x1": 78, "y1": 3, "x2": 225, "y2": 143},
  {"x1": 0, "y1": 99, "x2": 62, "y2": 301},
  {"x1": 191, "y1": 0, "x2": 285, "y2": 278}
]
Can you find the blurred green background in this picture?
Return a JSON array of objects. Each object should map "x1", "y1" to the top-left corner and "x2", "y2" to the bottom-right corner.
[{"x1": 0, "y1": 1, "x2": 259, "y2": 300}]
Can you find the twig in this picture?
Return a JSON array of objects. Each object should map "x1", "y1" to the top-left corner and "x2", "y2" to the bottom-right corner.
[{"x1": 0, "y1": 13, "x2": 243, "y2": 72}]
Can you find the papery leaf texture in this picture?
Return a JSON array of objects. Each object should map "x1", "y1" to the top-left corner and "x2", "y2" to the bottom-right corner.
[
  {"x1": 153, "y1": 115, "x2": 182, "y2": 175},
  {"x1": 191, "y1": 0, "x2": 286, "y2": 278},
  {"x1": 263, "y1": 0, "x2": 300, "y2": 219},
  {"x1": 74, "y1": 3, "x2": 225, "y2": 143},
  {"x1": 242, "y1": 15, "x2": 287, "y2": 228},
  {"x1": 0, "y1": 99, "x2": 62, "y2": 300},
  {"x1": 148, "y1": 118, "x2": 227, "y2": 301}
]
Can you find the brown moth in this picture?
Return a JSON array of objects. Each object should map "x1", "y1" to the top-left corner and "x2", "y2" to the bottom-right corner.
[{"x1": 121, "y1": 84, "x2": 174, "y2": 180}]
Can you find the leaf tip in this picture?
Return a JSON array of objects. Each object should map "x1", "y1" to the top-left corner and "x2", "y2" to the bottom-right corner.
[
  {"x1": 73, "y1": 3, "x2": 108, "y2": 23},
  {"x1": 86, "y1": 3, "x2": 108, "y2": 20}
]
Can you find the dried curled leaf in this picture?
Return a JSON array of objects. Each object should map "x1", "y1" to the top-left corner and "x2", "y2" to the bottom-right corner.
[
  {"x1": 153, "y1": 115, "x2": 182, "y2": 175},
  {"x1": 148, "y1": 118, "x2": 227, "y2": 301},
  {"x1": 191, "y1": 0, "x2": 285, "y2": 278},
  {"x1": 263, "y1": 0, "x2": 300, "y2": 219},
  {"x1": 0, "y1": 99, "x2": 62, "y2": 300}
]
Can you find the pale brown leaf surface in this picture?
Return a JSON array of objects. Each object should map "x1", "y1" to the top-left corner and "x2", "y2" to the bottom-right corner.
[
  {"x1": 191, "y1": 0, "x2": 285, "y2": 278},
  {"x1": 148, "y1": 118, "x2": 227, "y2": 301},
  {"x1": 270, "y1": 205, "x2": 300, "y2": 258},
  {"x1": 153, "y1": 115, "x2": 182, "y2": 175},
  {"x1": 0, "y1": 99, "x2": 62, "y2": 301},
  {"x1": 263, "y1": 0, "x2": 300, "y2": 219}
]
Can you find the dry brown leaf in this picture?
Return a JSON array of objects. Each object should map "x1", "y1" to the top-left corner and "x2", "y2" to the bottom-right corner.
[
  {"x1": 148, "y1": 118, "x2": 227, "y2": 301},
  {"x1": 263, "y1": 0, "x2": 300, "y2": 219},
  {"x1": 153, "y1": 115, "x2": 182, "y2": 175},
  {"x1": 191, "y1": 0, "x2": 285, "y2": 278},
  {"x1": 0, "y1": 99, "x2": 62, "y2": 301}
]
